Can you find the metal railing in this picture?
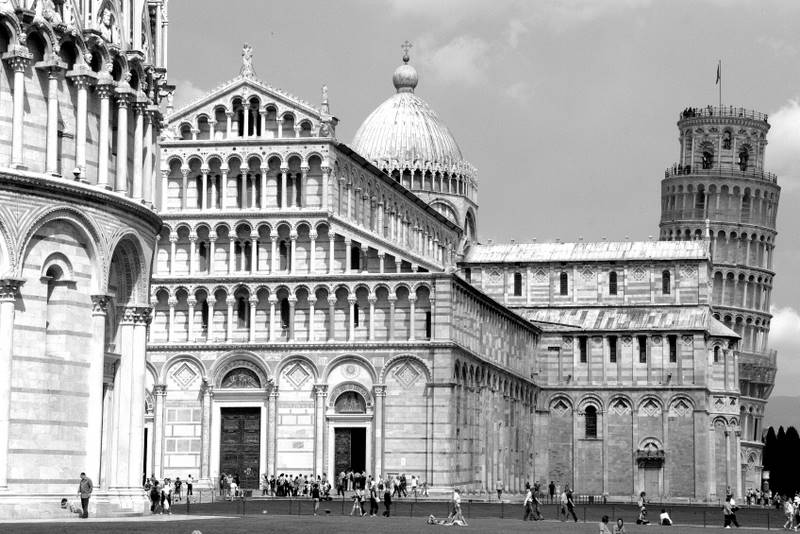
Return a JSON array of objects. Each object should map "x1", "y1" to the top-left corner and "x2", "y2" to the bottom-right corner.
[
  {"x1": 663, "y1": 163, "x2": 778, "y2": 183},
  {"x1": 165, "y1": 490, "x2": 785, "y2": 529},
  {"x1": 679, "y1": 106, "x2": 769, "y2": 123}
]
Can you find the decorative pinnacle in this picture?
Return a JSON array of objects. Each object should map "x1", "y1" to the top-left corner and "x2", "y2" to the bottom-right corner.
[{"x1": 401, "y1": 40, "x2": 412, "y2": 63}]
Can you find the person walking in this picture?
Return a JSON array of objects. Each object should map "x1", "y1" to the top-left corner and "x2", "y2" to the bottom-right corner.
[
  {"x1": 723, "y1": 496, "x2": 740, "y2": 528},
  {"x1": 496, "y1": 478, "x2": 503, "y2": 501},
  {"x1": 532, "y1": 487, "x2": 544, "y2": 520},
  {"x1": 566, "y1": 486, "x2": 578, "y2": 522},
  {"x1": 411, "y1": 475, "x2": 418, "y2": 497},
  {"x1": 369, "y1": 481, "x2": 380, "y2": 516},
  {"x1": 549, "y1": 481, "x2": 556, "y2": 503},
  {"x1": 383, "y1": 482, "x2": 392, "y2": 517},
  {"x1": 312, "y1": 482, "x2": 321, "y2": 516},
  {"x1": 523, "y1": 485, "x2": 533, "y2": 521},
  {"x1": 559, "y1": 488, "x2": 569, "y2": 521},
  {"x1": 77, "y1": 472, "x2": 93, "y2": 519},
  {"x1": 186, "y1": 474, "x2": 194, "y2": 501}
]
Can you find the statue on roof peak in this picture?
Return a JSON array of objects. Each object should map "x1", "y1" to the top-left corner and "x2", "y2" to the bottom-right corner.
[{"x1": 241, "y1": 43, "x2": 255, "y2": 78}]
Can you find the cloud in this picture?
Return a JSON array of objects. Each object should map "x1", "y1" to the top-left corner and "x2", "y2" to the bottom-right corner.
[
  {"x1": 172, "y1": 78, "x2": 208, "y2": 111},
  {"x1": 766, "y1": 98, "x2": 800, "y2": 189},
  {"x1": 757, "y1": 36, "x2": 798, "y2": 57},
  {"x1": 507, "y1": 19, "x2": 528, "y2": 49},
  {"x1": 504, "y1": 81, "x2": 534, "y2": 105},
  {"x1": 418, "y1": 36, "x2": 490, "y2": 87},
  {"x1": 769, "y1": 306, "x2": 800, "y2": 396}
]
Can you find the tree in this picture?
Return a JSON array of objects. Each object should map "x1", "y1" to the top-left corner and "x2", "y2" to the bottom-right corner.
[{"x1": 763, "y1": 426, "x2": 778, "y2": 492}]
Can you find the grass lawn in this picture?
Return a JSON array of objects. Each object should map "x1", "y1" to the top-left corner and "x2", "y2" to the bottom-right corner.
[{"x1": 0, "y1": 514, "x2": 780, "y2": 534}]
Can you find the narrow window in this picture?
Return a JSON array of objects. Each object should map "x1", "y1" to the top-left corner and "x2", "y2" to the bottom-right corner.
[
  {"x1": 236, "y1": 296, "x2": 247, "y2": 328},
  {"x1": 638, "y1": 335, "x2": 647, "y2": 363},
  {"x1": 609, "y1": 336, "x2": 617, "y2": 363},
  {"x1": 280, "y1": 298, "x2": 290, "y2": 328},
  {"x1": 669, "y1": 335, "x2": 677, "y2": 363},
  {"x1": 353, "y1": 303, "x2": 359, "y2": 328},
  {"x1": 198, "y1": 242, "x2": 207, "y2": 271},
  {"x1": 425, "y1": 311, "x2": 432, "y2": 339},
  {"x1": 579, "y1": 337, "x2": 588, "y2": 363},
  {"x1": 279, "y1": 240, "x2": 288, "y2": 270},
  {"x1": 513, "y1": 272, "x2": 522, "y2": 296},
  {"x1": 714, "y1": 346, "x2": 720, "y2": 363},
  {"x1": 201, "y1": 300, "x2": 209, "y2": 332},
  {"x1": 464, "y1": 268, "x2": 471, "y2": 283},
  {"x1": 662, "y1": 270, "x2": 671, "y2": 294},
  {"x1": 559, "y1": 272, "x2": 568, "y2": 296},
  {"x1": 585, "y1": 406, "x2": 597, "y2": 438},
  {"x1": 609, "y1": 271, "x2": 618, "y2": 295},
  {"x1": 702, "y1": 151, "x2": 713, "y2": 169},
  {"x1": 350, "y1": 245, "x2": 361, "y2": 271}
]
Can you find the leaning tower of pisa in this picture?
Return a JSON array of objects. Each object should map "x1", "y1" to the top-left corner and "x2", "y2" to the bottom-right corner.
[{"x1": 659, "y1": 105, "x2": 780, "y2": 488}]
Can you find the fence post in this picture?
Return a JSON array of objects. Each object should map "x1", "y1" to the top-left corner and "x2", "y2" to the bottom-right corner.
[
  {"x1": 411, "y1": 500, "x2": 415, "y2": 518},
  {"x1": 341, "y1": 495, "x2": 345, "y2": 515},
  {"x1": 703, "y1": 509, "x2": 706, "y2": 527},
  {"x1": 612, "y1": 505, "x2": 615, "y2": 522},
  {"x1": 501, "y1": 500, "x2": 504, "y2": 519},
  {"x1": 242, "y1": 494, "x2": 246, "y2": 517},
  {"x1": 583, "y1": 506, "x2": 586, "y2": 523},
  {"x1": 767, "y1": 511, "x2": 770, "y2": 530}
]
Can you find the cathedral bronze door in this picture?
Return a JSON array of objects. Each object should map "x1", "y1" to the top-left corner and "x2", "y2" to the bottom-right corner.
[
  {"x1": 220, "y1": 407, "x2": 260, "y2": 489},
  {"x1": 334, "y1": 427, "x2": 366, "y2": 475}
]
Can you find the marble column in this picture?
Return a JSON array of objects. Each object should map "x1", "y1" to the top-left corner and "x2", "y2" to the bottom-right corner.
[
  {"x1": 110, "y1": 306, "x2": 151, "y2": 489},
  {"x1": 228, "y1": 238, "x2": 235, "y2": 275},
  {"x1": 226, "y1": 297, "x2": 234, "y2": 341},
  {"x1": 200, "y1": 383, "x2": 213, "y2": 480},
  {"x1": 368, "y1": 296, "x2": 376, "y2": 341},
  {"x1": 308, "y1": 297, "x2": 316, "y2": 342},
  {"x1": 408, "y1": 296, "x2": 416, "y2": 341},
  {"x1": 345, "y1": 239, "x2": 352, "y2": 273},
  {"x1": 169, "y1": 234, "x2": 177, "y2": 276},
  {"x1": 373, "y1": 385, "x2": 386, "y2": 478},
  {"x1": 288, "y1": 297, "x2": 296, "y2": 342},
  {"x1": 152, "y1": 384, "x2": 167, "y2": 478},
  {"x1": 188, "y1": 235, "x2": 197, "y2": 275},
  {"x1": 42, "y1": 64, "x2": 64, "y2": 175},
  {"x1": 300, "y1": 167, "x2": 308, "y2": 208},
  {"x1": 208, "y1": 235, "x2": 217, "y2": 275},
  {"x1": 220, "y1": 169, "x2": 229, "y2": 210},
  {"x1": 328, "y1": 297, "x2": 336, "y2": 341},
  {"x1": 321, "y1": 166, "x2": 330, "y2": 211},
  {"x1": 314, "y1": 385, "x2": 327, "y2": 476},
  {"x1": 114, "y1": 92, "x2": 131, "y2": 193},
  {"x1": 268, "y1": 296, "x2": 277, "y2": 342},
  {"x1": 167, "y1": 298, "x2": 176, "y2": 342},
  {"x1": 260, "y1": 168, "x2": 268, "y2": 209},
  {"x1": 328, "y1": 236, "x2": 336, "y2": 273},
  {"x1": 348, "y1": 297, "x2": 356, "y2": 341},
  {"x1": 268, "y1": 387, "x2": 279, "y2": 475},
  {"x1": 250, "y1": 234, "x2": 258, "y2": 274},
  {"x1": 187, "y1": 298, "x2": 196, "y2": 342},
  {"x1": 309, "y1": 232, "x2": 317, "y2": 274},
  {"x1": 200, "y1": 170, "x2": 208, "y2": 210},
  {"x1": 71, "y1": 73, "x2": 94, "y2": 177},
  {"x1": 249, "y1": 297, "x2": 257, "y2": 342},
  {"x1": 143, "y1": 111, "x2": 155, "y2": 204},
  {"x1": 270, "y1": 236, "x2": 278, "y2": 273},
  {"x1": 88, "y1": 295, "x2": 111, "y2": 485},
  {"x1": 290, "y1": 235, "x2": 297, "y2": 274},
  {"x1": 5, "y1": 53, "x2": 30, "y2": 168},
  {"x1": 388, "y1": 297, "x2": 396, "y2": 341},
  {"x1": 0, "y1": 279, "x2": 24, "y2": 490}
]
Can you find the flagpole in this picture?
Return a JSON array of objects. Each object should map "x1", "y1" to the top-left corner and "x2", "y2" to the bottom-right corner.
[{"x1": 718, "y1": 60, "x2": 722, "y2": 107}]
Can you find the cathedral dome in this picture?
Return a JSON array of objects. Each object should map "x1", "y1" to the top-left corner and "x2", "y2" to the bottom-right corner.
[{"x1": 352, "y1": 52, "x2": 476, "y2": 182}]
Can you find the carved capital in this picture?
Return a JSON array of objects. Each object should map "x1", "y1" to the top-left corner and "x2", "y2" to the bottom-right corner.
[
  {"x1": 4, "y1": 52, "x2": 31, "y2": 72},
  {"x1": 314, "y1": 383, "x2": 328, "y2": 397},
  {"x1": 0, "y1": 278, "x2": 25, "y2": 301},
  {"x1": 373, "y1": 384, "x2": 386, "y2": 397},
  {"x1": 120, "y1": 305, "x2": 152, "y2": 325},
  {"x1": 153, "y1": 384, "x2": 167, "y2": 396},
  {"x1": 91, "y1": 294, "x2": 112, "y2": 315}
]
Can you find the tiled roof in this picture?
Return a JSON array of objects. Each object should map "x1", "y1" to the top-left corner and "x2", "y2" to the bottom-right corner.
[
  {"x1": 464, "y1": 241, "x2": 709, "y2": 264},
  {"x1": 521, "y1": 307, "x2": 737, "y2": 337}
]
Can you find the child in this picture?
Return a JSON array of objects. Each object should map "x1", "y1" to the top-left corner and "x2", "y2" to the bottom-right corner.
[
  {"x1": 636, "y1": 491, "x2": 650, "y2": 525},
  {"x1": 350, "y1": 486, "x2": 364, "y2": 516},
  {"x1": 614, "y1": 517, "x2": 627, "y2": 533}
]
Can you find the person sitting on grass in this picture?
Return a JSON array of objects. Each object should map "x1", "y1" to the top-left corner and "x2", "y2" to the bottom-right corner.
[
  {"x1": 659, "y1": 508, "x2": 673, "y2": 526},
  {"x1": 613, "y1": 517, "x2": 627, "y2": 533},
  {"x1": 599, "y1": 514, "x2": 612, "y2": 534}
]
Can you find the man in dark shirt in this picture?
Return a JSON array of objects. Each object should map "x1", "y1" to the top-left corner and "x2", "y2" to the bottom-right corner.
[{"x1": 77, "y1": 472, "x2": 93, "y2": 519}]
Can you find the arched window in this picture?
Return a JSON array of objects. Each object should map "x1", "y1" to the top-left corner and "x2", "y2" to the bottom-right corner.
[
  {"x1": 702, "y1": 151, "x2": 714, "y2": 169},
  {"x1": 198, "y1": 241, "x2": 208, "y2": 272},
  {"x1": 662, "y1": 270, "x2": 671, "y2": 294},
  {"x1": 236, "y1": 296, "x2": 248, "y2": 328},
  {"x1": 714, "y1": 346, "x2": 720, "y2": 363},
  {"x1": 722, "y1": 130, "x2": 732, "y2": 150},
  {"x1": 559, "y1": 272, "x2": 568, "y2": 296},
  {"x1": 585, "y1": 405, "x2": 598, "y2": 438},
  {"x1": 279, "y1": 240, "x2": 289, "y2": 270},
  {"x1": 609, "y1": 271, "x2": 618, "y2": 295},
  {"x1": 513, "y1": 272, "x2": 522, "y2": 296},
  {"x1": 739, "y1": 149, "x2": 749, "y2": 171},
  {"x1": 280, "y1": 298, "x2": 290, "y2": 328},
  {"x1": 334, "y1": 391, "x2": 366, "y2": 414},
  {"x1": 353, "y1": 303, "x2": 360, "y2": 328}
]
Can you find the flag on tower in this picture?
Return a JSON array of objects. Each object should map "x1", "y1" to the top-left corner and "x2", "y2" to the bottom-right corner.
[{"x1": 716, "y1": 61, "x2": 721, "y2": 85}]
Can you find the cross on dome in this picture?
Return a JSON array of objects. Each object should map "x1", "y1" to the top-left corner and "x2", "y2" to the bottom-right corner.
[{"x1": 401, "y1": 40, "x2": 413, "y2": 63}]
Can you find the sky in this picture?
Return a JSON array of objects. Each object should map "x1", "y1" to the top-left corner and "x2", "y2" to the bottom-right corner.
[{"x1": 167, "y1": 0, "x2": 800, "y2": 397}]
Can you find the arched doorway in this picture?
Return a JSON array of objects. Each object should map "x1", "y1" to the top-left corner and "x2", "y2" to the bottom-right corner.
[{"x1": 327, "y1": 383, "x2": 373, "y2": 480}]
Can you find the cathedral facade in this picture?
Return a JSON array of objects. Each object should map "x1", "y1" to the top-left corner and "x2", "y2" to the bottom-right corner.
[
  {"x1": 0, "y1": 0, "x2": 170, "y2": 518},
  {"x1": 148, "y1": 45, "x2": 780, "y2": 503}
]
